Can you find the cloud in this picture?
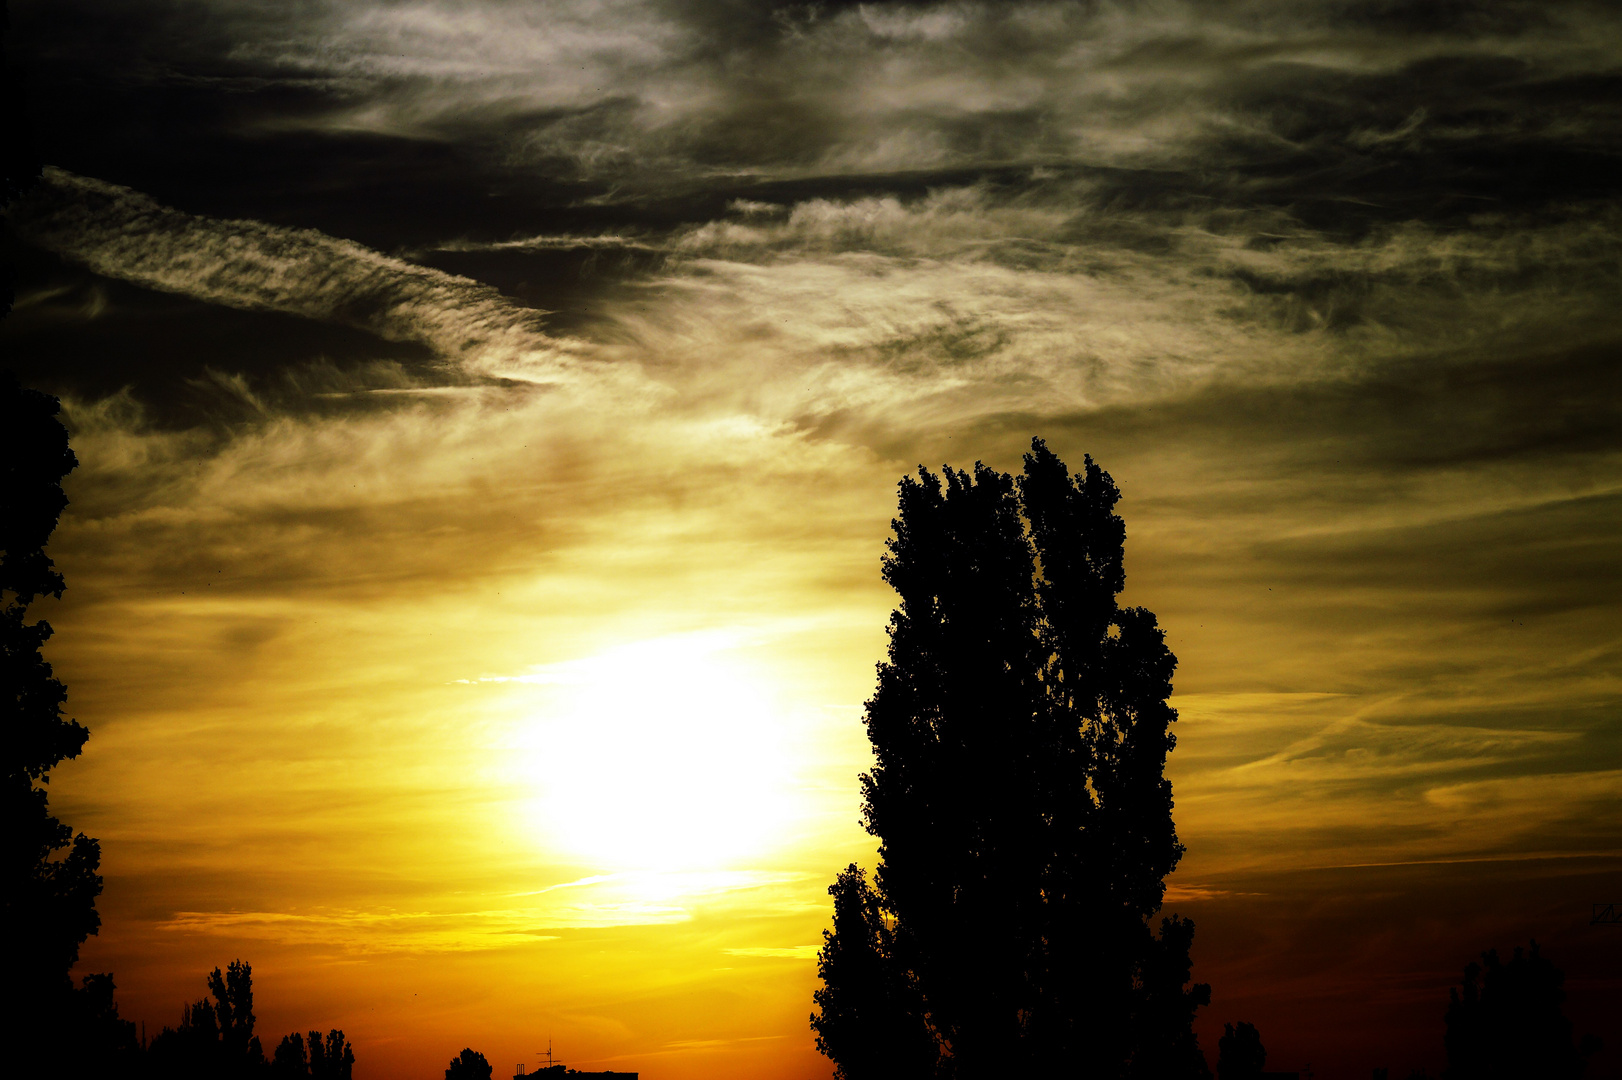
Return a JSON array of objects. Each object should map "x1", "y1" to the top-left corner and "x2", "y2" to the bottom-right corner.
[
  {"x1": 422, "y1": 234, "x2": 659, "y2": 255},
  {"x1": 149, "y1": 870, "x2": 820, "y2": 951},
  {"x1": 7, "y1": 169, "x2": 596, "y2": 384},
  {"x1": 16, "y1": 164, "x2": 1621, "y2": 471},
  {"x1": 157, "y1": 907, "x2": 563, "y2": 953},
  {"x1": 721, "y1": 945, "x2": 817, "y2": 959},
  {"x1": 211, "y1": 3, "x2": 1622, "y2": 180},
  {"x1": 21, "y1": 0, "x2": 1622, "y2": 194}
]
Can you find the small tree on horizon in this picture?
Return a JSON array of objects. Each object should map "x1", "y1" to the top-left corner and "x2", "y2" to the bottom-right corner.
[
  {"x1": 1217, "y1": 1022, "x2": 1266, "y2": 1080},
  {"x1": 149, "y1": 959, "x2": 269, "y2": 1080},
  {"x1": 447, "y1": 1047, "x2": 495, "y2": 1080},
  {"x1": 145, "y1": 962, "x2": 356, "y2": 1080},
  {"x1": 812, "y1": 438, "x2": 1210, "y2": 1080},
  {"x1": 274, "y1": 1032, "x2": 312, "y2": 1079},
  {"x1": 1443, "y1": 941, "x2": 1600, "y2": 1080},
  {"x1": 309, "y1": 1029, "x2": 357, "y2": 1080}
]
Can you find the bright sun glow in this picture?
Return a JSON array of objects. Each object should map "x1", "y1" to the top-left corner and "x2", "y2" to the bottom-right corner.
[{"x1": 508, "y1": 632, "x2": 798, "y2": 871}]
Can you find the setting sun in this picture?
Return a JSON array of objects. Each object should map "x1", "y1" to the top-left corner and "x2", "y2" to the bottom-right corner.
[{"x1": 505, "y1": 633, "x2": 797, "y2": 871}]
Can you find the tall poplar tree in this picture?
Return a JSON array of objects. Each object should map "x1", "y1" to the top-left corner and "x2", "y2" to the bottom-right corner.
[{"x1": 812, "y1": 438, "x2": 1209, "y2": 1080}]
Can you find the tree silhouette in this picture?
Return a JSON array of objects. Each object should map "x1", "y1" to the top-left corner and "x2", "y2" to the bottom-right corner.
[
  {"x1": 811, "y1": 864, "x2": 937, "y2": 1080},
  {"x1": 2, "y1": 370, "x2": 110, "y2": 1077},
  {"x1": 1217, "y1": 1022, "x2": 1266, "y2": 1080},
  {"x1": 308, "y1": 1029, "x2": 356, "y2": 1080},
  {"x1": 1443, "y1": 941, "x2": 1600, "y2": 1079},
  {"x1": 1133, "y1": 916, "x2": 1213, "y2": 1078},
  {"x1": 273, "y1": 1033, "x2": 312, "y2": 1080},
  {"x1": 144, "y1": 962, "x2": 356, "y2": 1080},
  {"x1": 64, "y1": 972, "x2": 142, "y2": 1075},
  {"x1": 813, "y1": 439, "x2": 1209, "y2": 1080},
  {"x1": 212, "y1": 961, "x2": 266, "y2": 1068},
  {"x1": 149, "y1": 960, "x2": 270, "y2": 1080},
  {"x1": 446, "y1": 1047, "x2": 494, "y2": 1080}
]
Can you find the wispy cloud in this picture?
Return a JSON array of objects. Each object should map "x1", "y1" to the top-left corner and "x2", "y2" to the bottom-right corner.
[
  {"x1": 158, "y1": 908, "x2": 562, "y2": 953},
  {"x1": 9, "y1": 169, "x2": 596, "y2": 384}
]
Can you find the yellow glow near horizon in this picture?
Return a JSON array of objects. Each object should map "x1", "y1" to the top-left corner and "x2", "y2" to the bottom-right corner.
[{"x1": 505, "y1": 632, "x2": 799, "y2": 872}]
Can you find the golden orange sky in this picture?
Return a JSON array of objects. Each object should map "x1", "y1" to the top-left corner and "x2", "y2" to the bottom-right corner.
[
  {"x1": 32, "y1": 326, "x2": 1622, "y2": 1077},
  {"x1": 6, "y1": 3, "x2": 1622, "y2": 1078}
]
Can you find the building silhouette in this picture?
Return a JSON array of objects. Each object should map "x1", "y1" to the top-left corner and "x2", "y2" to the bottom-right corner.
[{"x1": 514, "y1": 1066, "x2": 635, "y2": 1080}]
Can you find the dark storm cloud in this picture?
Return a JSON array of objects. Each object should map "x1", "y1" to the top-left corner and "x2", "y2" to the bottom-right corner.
[{"x1": 14, "y1": 0, "x2": 1622, "y2": 228}]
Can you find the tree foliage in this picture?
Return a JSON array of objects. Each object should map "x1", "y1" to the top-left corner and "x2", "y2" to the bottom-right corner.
[
  {"x1": 149, "y1": 960, "x2": 269, "y2": 1080},
  {"x1": 151, "y1": 959, "x2": 356, "y2": 1080},
  {"x1": 1217, "y1": 1022, "x2": 1266, "y2": 1080},
  {"x1": 446, "y1": 1047, "x2": 494, "y2": 1080},
  {"x1": 812, "y1": 864, "x2": 936, "y2": 1080},
  {"x1": 275, "y1": 1030, "x2": 357, "y2": 1080},
  {"x1": 308, "y1": 1030, "x2": 357, "y2": 1080},
  {"x1": 274, "y1": 1033, "x2": 312, "y2": 1080},
  {"x1": 1, "y1": 370, "x2": 113, "y2": 1074},
  {"x1": 812, "y1": 439, "x2": 1209, "y2": 1080},
  {"x1": 1443, "y1": 942, "x2": 1600, "y2": 1080}
]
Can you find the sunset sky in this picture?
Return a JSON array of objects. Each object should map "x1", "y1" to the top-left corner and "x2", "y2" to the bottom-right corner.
[{"x1": 4, "y1": 2, "x2": 1621, "y2": 1078}]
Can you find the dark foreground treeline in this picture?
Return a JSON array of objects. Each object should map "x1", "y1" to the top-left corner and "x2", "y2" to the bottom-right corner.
[
  {"x1": 42, "y1": 961, "x2": 524, "y2": 1080},
  {"x1": 57, "y1": 959, "x2": 355, "y2": 1080},
  {"x1": 149, "y1": 960, "x2": 356, "y2": 1080},
  {"x1": 1215, "y1": 941, "x2": 1602, "y2": 1079}
]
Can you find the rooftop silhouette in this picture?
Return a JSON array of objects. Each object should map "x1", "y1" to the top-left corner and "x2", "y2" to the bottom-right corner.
[{"x1": 512, "y1": 1042, "x2": 637, "y2": 1080}]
